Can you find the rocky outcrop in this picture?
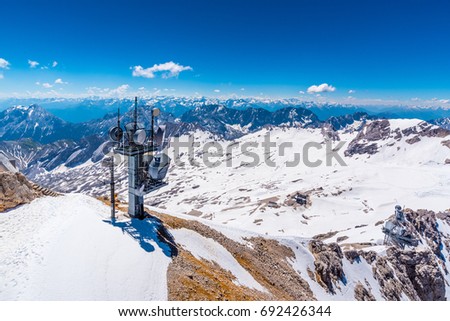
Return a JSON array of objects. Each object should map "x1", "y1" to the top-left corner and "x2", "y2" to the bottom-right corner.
[
  {"x1": 309, "y1": 240, "x2": 346, "y2": 294},
  {"x1": 386, "y1": 248, "x2": 446, "y2": 301},
  {"x1": 404, "y1": 209, "x2": 445, "y2": 261},
  {"x1": 345, "y1": 120, "x2": 391, "y2": 156},
  {"x1": 372, "y1": 255, "x2": 414, "y2": 300},
  {"x1": 402, "y1": 122, "x2": 450, "y2": 145},
  {"x1": 0, "y1": 172, "x2": 42, "y2": 212},
  {"x1": 354, "y1": 282, "x2": 376, "y2": 301},
  {"x1": 406, "y1": 136, "x2": 421, "y2": 144},
  {"x1": 345, "y1": 120, "x2": 450, "y2": 156},
  {"x1": 307, "y1": 207, "x2": 449, "y2": 301}
]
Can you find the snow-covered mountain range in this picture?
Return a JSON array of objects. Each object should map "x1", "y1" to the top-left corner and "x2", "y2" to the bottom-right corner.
[
  {"x1": 1, "y1": 100, "x2": 450, "y2": 300},
  {"x1": 0, "y1": 103, "x2": 370, "y2": 174},
  {"x1": 2, "y1": 97, "x2": 450, "y2": 122}
]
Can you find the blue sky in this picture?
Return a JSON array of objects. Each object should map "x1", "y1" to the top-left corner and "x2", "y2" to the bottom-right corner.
[{"x1": 0, "y1": 0, "x2": 450, "y2": 106}]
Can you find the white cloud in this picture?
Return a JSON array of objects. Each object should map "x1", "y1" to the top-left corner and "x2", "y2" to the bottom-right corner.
[
  {"x1": 240, "y1": 88, "x2": 245, "y2": 91},
  {"x1": 35, "y1": 82, "x2": 40, "y2": 85},
  {"x1": 0, "y1": 73, "x2": 3, "y2": 79},
  {"x1": 52, "y1": 61, "x2": 58, "y2": 67},
  {"x1": 299, "y1": 90, "x2": 305, "y2": 94},
  {"x1": 87, "y1": 84, "x2": 130, "y2": 98},
  {"x1": 0, "y1": 58, "x2": 10, "y2": 69},
  {"x1": 348, "y1": 89, "x2": 355, "y2": 94},
  {"x1": 132, "y1": 61, "x2": 192, "y2": 79},
  {"x1": 439, "y1": 99, "x2": 450, "y2": 104},
  {"x1": 411, "y1": 97, "x2": 420, "y2": 101},
  {"x1": 28, "y1": 59, "x2": 40, "y2": 68},
  {"x1": 110, "y1": 84, "x2": 129, "y2": 96},
  {"x1": 54, "y1": 78, "x2": 68, "y2": 85},
  {"x1": 307, "y1": 83, "x2": 336, "y2": 94},
  {"x1": 42, "y1": 82, "x2": 53, "y2": 88},
  {"x1": 214, "y1": 89, "x2": 221, "y2": 93}
]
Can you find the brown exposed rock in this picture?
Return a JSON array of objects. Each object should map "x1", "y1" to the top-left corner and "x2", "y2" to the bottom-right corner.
[
  {"x1": 370, "y1": 208, "x2": 448, "y2": 301},
  {"x1": 344, "y1": 250, "x2": 361, "y2": 263},
  {"x1": 336, "y1": 236, "x2": 349, "y2": 243},
  {"x1": 372, "y1": 255, "x2": 415, "y2": 300},
  {"x1": 360, "y1": 250, "x2": 377, "y2": 264},
  {"x1": 417, "y1": 122, "x2": 450, "y2": 138},
  {"x1": 406, "y1": 136, "x2": 421, "y2": 144},
  {"x1": 354, "y1": 282, "x2": 376, "y2": 301},
  {"x1": 0, "y1": 172, "x2": 42, "y2": 212},
  {"x1": 436, "y1": 211, "x2": 450, "y2": 225},
  {"x1": 386, "y1": 248, "x2": 446, "y2": 301},
  {"x1": 346, "y1": 120, "x2": 449, "y2": 157},
  {"x1": 313, "y1": 231, "x2": 338, "y2": 241},
  {"x1": 345, "y1": 120, "x2": 391, "y2": 156},
  {"x1": 309, "y1": 240, "x2": 345, "y2": 294},
  {"x1": 441, "y1": 140, "x2": 450, "y2": 148},
  {"x1": 402, "y1": 126, "x2": 418, "y2": 136},
  {"x1": 404, "y1": 209, "x2": 445, "y2": 262}
]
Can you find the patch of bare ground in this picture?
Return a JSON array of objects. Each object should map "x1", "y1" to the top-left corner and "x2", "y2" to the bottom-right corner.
[
  {"x1": 313, "y1": 231, "x2": 338, "y2": 241},
  {"x1": 168, "y1": 249, "x2": 269, "y2": 301},
  {"x1": 148, "y1": 209, "x2": 316, "y2": 300}
]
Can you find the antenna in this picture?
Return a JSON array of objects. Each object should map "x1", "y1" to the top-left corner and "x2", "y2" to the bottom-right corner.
[
  {"x1": 117, "y1": 106, "x2": 121, "y2": 128},
  {"x1": 151, "y1": 108, "x2": 160, "y2": 147},
  {"x1": 134, "y1": 96, "x2": 138, "y2": 133},
  {"x1": 151, "y1": 109, "x2": 154, "y2": 147},
  {"x1": 108, "y1": 97, "x2": 170, "y2": 219}
]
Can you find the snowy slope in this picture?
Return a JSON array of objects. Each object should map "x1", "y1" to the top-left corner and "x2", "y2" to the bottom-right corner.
[
  {"x1": 0, "y1": 194, "x2": 171, "y2": 300},
  {"x1": 1, "y1": 192, "x2": 449, "y2": 300},
  {"x1": 145, "y1": 121, "x2": 449, "y2": 245}
]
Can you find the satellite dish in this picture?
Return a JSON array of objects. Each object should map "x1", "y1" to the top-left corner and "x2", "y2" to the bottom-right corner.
[
  {"x1": 152, "y1": 108, "x2": 160, "y2": 117},
  {"x1": 109, "y1": 127, "x2": 123, "y2": 142},
  {"x1": 133, "y1": 129, "x2": 147, "y2": 145}
]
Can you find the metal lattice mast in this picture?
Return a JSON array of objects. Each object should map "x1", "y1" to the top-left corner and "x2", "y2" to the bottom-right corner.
[{"x1": 108, "y1": 96, "x2": 169, "y2": 219}]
